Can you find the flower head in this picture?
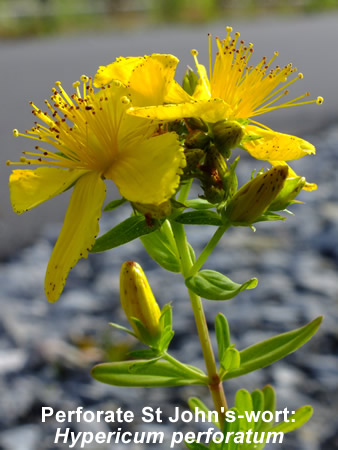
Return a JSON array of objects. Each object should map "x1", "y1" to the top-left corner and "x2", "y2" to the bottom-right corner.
[
  {"x1": 125, "y1": 28, "x2": 322, "y2": 190},
  {"x1": 7, "y1": 77, "x2": 185, "y2": 302}
]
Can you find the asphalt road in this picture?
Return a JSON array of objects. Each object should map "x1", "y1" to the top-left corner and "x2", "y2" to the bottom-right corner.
[{"x1": 1, "y1": 13, "x2": 337, "y2": 257}]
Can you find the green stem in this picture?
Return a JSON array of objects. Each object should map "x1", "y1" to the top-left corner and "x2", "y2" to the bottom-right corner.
[
  {"x1": 163, "y1": 352, "x2": 208, "y2": 383},
  {"x1": 189, "y1": 224, "x2": 229, "y2": 277},
  {"x1": 171, "y1": 216, "x2": 228, "y2": 427}
]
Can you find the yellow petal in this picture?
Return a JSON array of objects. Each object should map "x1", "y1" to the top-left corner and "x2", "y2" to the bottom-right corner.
[
  {"x1": 243, "y1": 125, "x2": 316, "y2": 161},
  {"x1": 127, "y1": 54, "x2": 180, "y2": 107},
  {"x1": 94, "y1": 56, "x2": 144, "y2": 87},
  {"x1": 128, "y1": 98, "x2": 231, "y2": 123},
  {"x1": 270, "y1": 161, "x2": 317, "y2": 191},
  {"x1": 165, "y1": 80, "x2": 193, "y2": 104},
  {"x1": 106, "y1": 132, "x2": 185, "y2": 205},
  {"x1": 45, "y1": 172, "x2": 106, "y2": 302},
  {"x1": 9, "y1": 167, "x2": 86, "y2": 214}
]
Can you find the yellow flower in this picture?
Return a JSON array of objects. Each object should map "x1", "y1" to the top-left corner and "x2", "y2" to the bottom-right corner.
[
  {"x1": 125, "y1": 28, "x2": 323, "y2": 190},
  {"x1": 7, "y1": 77, "x2": 185, "y2": 302}
]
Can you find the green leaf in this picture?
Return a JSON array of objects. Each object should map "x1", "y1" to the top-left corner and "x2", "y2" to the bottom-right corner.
[
  {"x1": 269, "y1": 405, "x2": 313, "y2": 434},
  {"x1": 103, "y1": 198, "x2": 127, "y2": 211},
  {"x1": 220, "y1": 348, "x2": 240, "y2": 372},
  {"x1": 262, "y1": 385, "x2": 276, "y2": 416},
  {"x1": 91, "y1": 360, "x2": 207, "y2": 387},
  {"x1": 175, "y1": 210, "x2": 223, "y2": 226},
  {"x1": 235, "y1": 389, "x2": 253, "y2": 433},
  {"x1": 140, "y1": 220, "x2": 181, "y2": 272},
  {"x1": 109, "y1": 322, "x2": 136, "y2": 338},
  {"x1": 222, "y1": 317, "x2": 322, "y2": 380},
  {"x1": 185, "y1": 270, "x2": 258, "y2": 301},
  {"x1": 254, "y1": 211, "x2": 286, "y2": 223},
  {"x1": 222, "y1": 408, "x2": 240, "y2": 450},
  {"x1": 91, "y1": 216, "x2": 159, "y2": 252},
  {"x1": 188, "y1": 397, "x2": 218, "y2": 426},
  {"x1": 215, "y1": 314, "x2": 231, "y2": 363},
  {"x1": 185, "y1": 443, "x2": 209, "y2": 450},
  {"x1": 251, "y1": 389, "x2": 264, "y2": 431},
  {"x1": 185, "y1": 198, "x2": 215, "y2": 210},
  {"x1": 128, "y1": 349, "x2": 160, "y2": 359}
]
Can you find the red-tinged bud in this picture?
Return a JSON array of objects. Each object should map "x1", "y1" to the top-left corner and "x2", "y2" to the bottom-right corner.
[{"x1": 225, "y1": 165, "x2": 288, "y2": 224}]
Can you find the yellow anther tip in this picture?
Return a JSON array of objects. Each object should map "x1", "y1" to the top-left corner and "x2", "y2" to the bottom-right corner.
[
  {"x1": 72, "y1": 81, "x2": 80, "y2": 88},
  {"x1": 316, "y1": 96, "x2": 324, "y2": 105},
  {"x1": 298, "y1": 73, "x2": 304, "y2": 79},
  {"x1": 113, "y1": 80, "x2": 121, "y2": 87},
  {"x1": 80, "y1": 75, "x2": 89, "y2": 82},
  {"x1": 121, "y1": 96, "x2": 130, "y2": 105},
  {"x1": 226, "y1": 26, "x2": 233, "y2": 32},
  {"x1": 274, "y1": 51, "x2": 279, "y2": 56},
  {"x1": 55, "y1": 81, "x2": 61, "y2": 86},
  {"x1": 20, "y1": 156, "x2": 26, "y2": 162},
  {"x1": 6, "y1": 160, "x2": 11, "y2": 166},
  {"x1": 191, "y1": 49, "x2": 198, "y2": 56},
  {"x1": 235, "y1": 32, "x2": 240, "y2": 37},
  {"x1": 13, "y1": 129, "x2": 19, "y2": 137}
]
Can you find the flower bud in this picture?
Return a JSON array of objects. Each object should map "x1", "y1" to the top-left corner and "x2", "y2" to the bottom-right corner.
[
  {"x1": 204, "y1": 145, "x2": 227, "y2": 179},
  {"x1": 222, "y1": 156, "x2": 239, "y2": 201},
  {"x1": 133, "y1": 200, "x2": 172, "y2": 220},
  {"x1": 225, "y1": 165, "x2": 288, "y2": 224},
  {"x1": 185, "y1": 117, "x2": 208, "y2": 132},
  {"x1": 182, "y1": 67, "x2": 198, "y2": 96},
  {"x1": 185, "y1": 130, "x2": 211, "y2": 149},
  {"x1": 269, "y1": 176, "x2": 306, "y2": 211},
  {"x1": 120, "y1": 261, "x2": 161, "y2": 340},
  {"x1": 212, "y1": 120, "x2": 245, "y2": 159}
]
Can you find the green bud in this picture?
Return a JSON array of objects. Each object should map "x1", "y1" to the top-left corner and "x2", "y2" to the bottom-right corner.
[
  {"x1": 182, "y1": 66, "x2": 198, "y2": 96},
  {"x1": 185, "y1": 130, "x2": 211, "y2": 149},
  {"x1": 204, "y1": 145, "x2": 227, "y2": 178},
  {"x1": 184, "y1": 148, "x2": 205, "y2": 172},
  {"x1": 185, "y1": 117, "x2": 208, "y2": 132},
  {"x1": 203, "y1": 185, "x2": 226, "y2": 204},
  {"x1": 269, "y1": 176, "x2": 306, "y2": 211},
  {"x1": 212, "y1": 120, "x2": 245, "y2": 158},
  {"x1": 224, "y1": 165, "x2": 288, "y2": 225},
  {"x1": 133, "y1": 200, "x2": 172, "y2": 220},
  {"x1": 222, "y1": 156, "x2": 239, "y2": 201}
]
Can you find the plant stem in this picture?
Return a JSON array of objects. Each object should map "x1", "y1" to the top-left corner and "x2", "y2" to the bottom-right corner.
[
  {"x1": 171, "y1": 218, "x2": 228, "y2": 427},
  {"x1": 189, "y1": 224, "x2": 229, "y2": 277}
]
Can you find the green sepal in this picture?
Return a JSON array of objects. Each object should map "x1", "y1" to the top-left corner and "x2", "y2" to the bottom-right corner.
[
  {"x1": 185, "y1": 198, "x2": 215, "y2": 210},
  {"x1": 103, "y1": 198, "x2": 126, "y2": 212},
  {"x1": 222, "y1": 316, "x2": 323, "y2": 380},
  {"x1": 140, "y1": 220, "x2": 181, "y2": 273},
  {"x1": 269, "y1": 405, "x2": 313, "y2": 434},
  {"x1": 254, "y1": 211, "x2": 286, "y2": 223},
  {"x1": 188, "y1": 397, "x2": 218, "y2": 426},
  {"x1": 185, "y1": 270, "x2": 258, "y2": 300},
  {"x1": 109, "y1": 322, "x2": 137, "y2": 338},
  {"x1": 156, "y1": 304, "x2": 174, "y2": 352},
  {"x1": 91, "y1": 360, "x2": 208, "y2": 387},
  {"x1": 91, "y1": 216, "x2": 161, "y2": 252},
  {"x1": 174, "y1": 210, "x2": 223, "y2": 226},
  {"x1": 182, "y1": 67, "x2": 198, "y2": 96},
  {"x1": 215, "y1": 313, "x2": 231, "y2": 363}
]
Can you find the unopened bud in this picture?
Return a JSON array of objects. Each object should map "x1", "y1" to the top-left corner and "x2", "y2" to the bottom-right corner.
[
  {"x1": 204, "y1": 146, "x2": 227, "y2": 178},
  {"x1": 184, "y1": 148, "x2": 205, "y2": 172},
  {"x1": 212, "y1": 120, "x2": 245, "y2": 159},
  {"x1": 182, "y1": 66, "x2": 198, "y2": 96},
  {"x1": 133, "y1": 200, "x2": 172, "y2": 220},
  {"x1": 269, "y1": 176, "x2": 306, "y2": 211},
  {"x1": 185, "y1": 117, "x2": 208, "y2": 132},
  {"x1": 225, "y1": 165, "x2": 288, "y2": 224},
  {"x1": 185, "y1": 130, "x2": 211, "y2": 149},
  {"x1": 120, "y1": 262, "x2": 161, "y2": 340},
  {"x1": 203, "y1": 185, "x2": 226, "y2": 204}
]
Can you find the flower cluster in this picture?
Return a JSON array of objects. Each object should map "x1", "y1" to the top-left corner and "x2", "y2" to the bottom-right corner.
[{"x1": 7, "y1": 27, "x2": 322, "y2": 302}]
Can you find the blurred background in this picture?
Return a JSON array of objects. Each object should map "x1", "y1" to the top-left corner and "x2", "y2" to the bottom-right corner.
[{"x1": 0, "y1": 1, "x2": 337, "y2": 449}]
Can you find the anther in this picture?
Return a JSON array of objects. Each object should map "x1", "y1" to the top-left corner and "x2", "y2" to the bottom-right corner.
[
  {"x1": 316, "y1": 96, "x2": 324, "y2": 104},
  {"x1": 72, "y1": 81, "x2": 80, "y2": 88},
  {"x1": 13, "y1": 129, "x2": 19, "y2": 137},
  {"x1": 191, "y1": 49, "x2": 198, "y2": 56},
  {"x1": 80, "y1": 75, "x2": 89, "y2": 82},
  {"x1": 298, "y1": 73, "x2": 304, "y2": 79},
  {"x1": 121, "y1": 96, "x2": 130, "y2": 105}
]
